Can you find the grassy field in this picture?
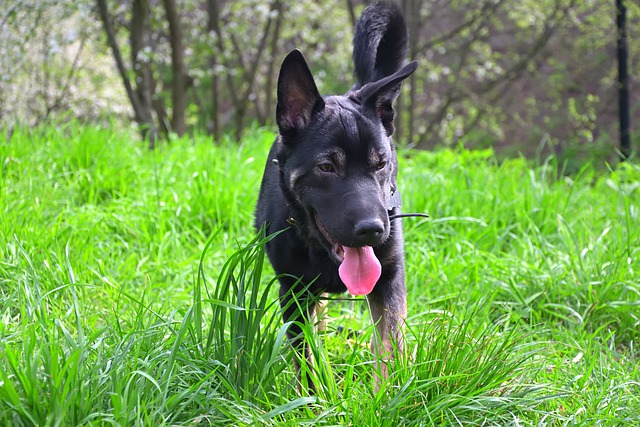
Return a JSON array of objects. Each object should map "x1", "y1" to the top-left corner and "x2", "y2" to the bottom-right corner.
[{"x1": 1, "y1": 124, "x2": 638, "y2": 426}]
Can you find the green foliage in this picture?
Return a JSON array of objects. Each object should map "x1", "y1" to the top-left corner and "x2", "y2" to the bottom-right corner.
[{"x1": 1, "y1": 125, "x2": 638, "y2": 425}]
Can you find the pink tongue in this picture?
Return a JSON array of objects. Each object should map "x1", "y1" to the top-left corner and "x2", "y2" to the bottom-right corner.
[{"x1": 338, "y1": 246, "x2": 382, "y2": 296}]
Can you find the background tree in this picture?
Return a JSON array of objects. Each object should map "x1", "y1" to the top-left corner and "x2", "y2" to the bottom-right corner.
[
  {"x1": 617, "y1": 0, "x2": 631, "y2": 160},
  {"x1": 96, "y1": 0, "x2": 159, "y2": 146},
  {"x1": 1, "y1": 0, "x2": 637, "y2": 165},
  {"x1": 162, "y1": 0, "x2": 188, "y2": 136}
]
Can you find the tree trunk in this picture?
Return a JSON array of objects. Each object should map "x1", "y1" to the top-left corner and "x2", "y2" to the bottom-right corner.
[
  {"x1": 397, "y1": 0, "x2": 419, "y2": 146},
  {"x1": 130, "y1": 0, "x2": 159, "y2": 146},
  {"x1": 96, "y1": 0, "x2": 156, "y2": 147},
  {"x1": 616, "y1": 0, "x2": 631, "y2": 160},
  {"x1": 162, "y1": 0, "x2": 188, "y2": 136},
  {"x1": 207, "y1": 0, "x2": 222, "y2": 141},
  {"x1": 345, "y1": 0, "x2": 356, "y2": 28}
]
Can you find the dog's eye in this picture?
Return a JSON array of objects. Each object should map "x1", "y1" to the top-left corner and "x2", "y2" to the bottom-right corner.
[
  {"x1": 375, "y1": 161, "x2": 387, "y2": 171},
  {"x1": 317, "y1": 163, "x2": 336, "y2": 173}
]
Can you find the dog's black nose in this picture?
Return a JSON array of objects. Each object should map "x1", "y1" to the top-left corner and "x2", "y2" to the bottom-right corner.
[{"x1": 353, "y1": 219, "x2": 385, "y2": 246}]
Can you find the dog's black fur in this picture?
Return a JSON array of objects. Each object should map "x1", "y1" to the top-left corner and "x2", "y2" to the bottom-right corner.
[{"x1": 255, "y1": 2, "x2": 417, "y2": 389}]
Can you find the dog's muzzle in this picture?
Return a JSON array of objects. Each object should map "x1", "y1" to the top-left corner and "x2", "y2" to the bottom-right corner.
[{"x1": 314, "y1": 213, "x2": 382, "y2": 295}]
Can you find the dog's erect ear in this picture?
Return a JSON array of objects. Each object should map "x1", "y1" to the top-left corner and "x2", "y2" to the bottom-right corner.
[
  {"x1": 276, "y1": 50, "x2": 324, "y2": 134},
  {"x1": 356, "y1": 61, "x2": 418, "y2": 136}
]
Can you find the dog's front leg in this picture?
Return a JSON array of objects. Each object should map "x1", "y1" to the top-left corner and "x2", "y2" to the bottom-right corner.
[
  {"x1": 365, "y1": 265, "x2": 407, "y2": 392},
  {"x1": 279, "y1": 282, "x2": 319, "y2": 392}
]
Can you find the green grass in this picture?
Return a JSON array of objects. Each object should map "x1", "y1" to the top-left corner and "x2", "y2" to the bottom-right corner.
[{"x1": 1, "y1": 123, "x2": 638, "y2": 426}]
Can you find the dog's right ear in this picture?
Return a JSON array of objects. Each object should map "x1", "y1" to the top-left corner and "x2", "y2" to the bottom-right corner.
[
  {"x1": 356, "y1": 61, "x2": 418, "y2": 136},
  {"x1": 276, "y1": 50, "x2": 324, "y2": 134}
]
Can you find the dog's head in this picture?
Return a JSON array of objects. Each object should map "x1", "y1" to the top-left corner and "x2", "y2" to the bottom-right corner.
[{"x1": 274, "y1": 50, "x2": 416, "y2": 294}]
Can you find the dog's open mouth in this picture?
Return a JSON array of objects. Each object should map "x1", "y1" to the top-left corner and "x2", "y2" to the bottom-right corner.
[{"x1": 314, "y1": 214, "x2": 382, "y2": 296}]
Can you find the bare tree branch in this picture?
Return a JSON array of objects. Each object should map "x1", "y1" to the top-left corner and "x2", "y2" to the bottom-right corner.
[
  {"x1": 36, "y1": 31, "x2": 88, "y2": 124},
  {"x1": 96, "y1": 0, "x2": 156, "y2": 145},
  {"x1": 227, "y1": 0, "x2": 282, "y2": 139}
]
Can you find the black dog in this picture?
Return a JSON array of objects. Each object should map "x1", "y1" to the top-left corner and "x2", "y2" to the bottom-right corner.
[{"x1": 255, "y1": 2, "x2": 417, "y2": 390}]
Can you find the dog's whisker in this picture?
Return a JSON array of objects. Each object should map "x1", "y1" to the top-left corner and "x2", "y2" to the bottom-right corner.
[{"x1": 389, "y1": 213, "x2": 429, "y2": 220}]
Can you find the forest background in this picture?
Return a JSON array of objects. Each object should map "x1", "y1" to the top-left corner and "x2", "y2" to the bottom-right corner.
[{"x1": 1, "y1": 0, "x2": 638, "y2": 167}]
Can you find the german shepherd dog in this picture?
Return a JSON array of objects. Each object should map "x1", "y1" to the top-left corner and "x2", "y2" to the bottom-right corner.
[{"x1": 255, "y1": 2, "x2": 417, "y2": 390}]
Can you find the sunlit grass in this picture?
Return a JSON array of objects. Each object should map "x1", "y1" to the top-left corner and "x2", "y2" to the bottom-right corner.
[{"x1": 0, "y1": 124, "x2": 638, "y2": 425}]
